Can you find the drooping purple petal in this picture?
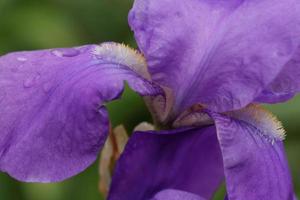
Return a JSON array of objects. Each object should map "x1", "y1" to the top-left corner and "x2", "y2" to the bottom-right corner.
[
  {"x1": 206, "y1": 105, "x2": 295, "y2": 200},
  {"x1": 256, "y1": 45, "x2": 300, "y2": 104},
  {"x1": 151, "y1": 189, "x2": 206, "y2": 200},
  {"x1": 129, "y1": 0, "x2": 300, "y2": 115},
  {"x1": 0, "y1": 43, "x2": 162, "y2": 182},
  {"x1": 108, "y1": 126, "x2": 224, "y2": 200}
]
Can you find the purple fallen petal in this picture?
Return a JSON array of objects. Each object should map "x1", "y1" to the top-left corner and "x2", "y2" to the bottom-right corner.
[
  {"x1": 108, "y1": 127, "x2": 224, "y2": 200},
  {"x1": 129, "y1": 0, "x2": 300, "y2": 114},
  {"x1": 151, "y1": 189, "x2": 205, "y2": 200},
  {"x1": 0, "y1": 43, "x2": 162, "y2": 182},
  {"x1": 256, "y1": 45, "x2": 300, "y2": 104},
  {"x1": 206, "y1": 109, "x2": 295, "y2": 200}
]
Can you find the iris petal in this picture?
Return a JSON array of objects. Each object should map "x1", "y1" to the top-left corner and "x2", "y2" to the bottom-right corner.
[
  {"x1": 206, "y1": 105, "x2": 295, "y2": 200},
  {"x1": 129, "y1": 0, "x2": 300, "y2": 114},
  {"x1": 0, "y1": 43, "x2": 162, "y2": 182},
  {"x1": 108, "y1": 127, "x2": 224, "y2": 200},
  {"x1": 151, "y1": 189, "x2": 205, "y2": 200},
  {"x1": 256, "y1": 45, "x2": 300, "y2": 104}
]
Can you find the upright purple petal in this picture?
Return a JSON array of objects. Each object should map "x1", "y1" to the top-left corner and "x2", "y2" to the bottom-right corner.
[
  {"x1": 206, "y1": 105, "x2": 295, "y2": 200},
  {"x1": 0, "y1": 43, "x2": 162, "y2": 182},
  {"x1": 129, "y1": 0, "x2": 300, "y2": 114},
  {"x1": 108, "y1": 127, "x2": 224, "y2": 200},
  {"x1": 256, "y1": 45, "x2": 300, "y2": 103}
]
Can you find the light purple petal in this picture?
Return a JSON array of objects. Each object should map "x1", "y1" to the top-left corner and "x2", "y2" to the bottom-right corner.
[
  {"x1": 151, "y1": 189, "x2": 205, "y2": 200},
  {"x1": 206, "y1": 106, "x2": 295, "y2": 199},
  {"x1": 256, "y1": 45, "x2": 300, "y2": 104},
  {"x1": 0, "y1": 43, "x2": 162, "y2": 182},
  {"x1": 129, "y1": 0, "x2": 300, "y2": 114},
  {"x1": 108, "y1": 126, "x2": 224, "y2": 200}
]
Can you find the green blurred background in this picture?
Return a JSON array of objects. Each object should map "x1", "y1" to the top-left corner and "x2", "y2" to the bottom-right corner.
[{"x1": 0, "y1": 0, "x2": 299, "y2": 199}]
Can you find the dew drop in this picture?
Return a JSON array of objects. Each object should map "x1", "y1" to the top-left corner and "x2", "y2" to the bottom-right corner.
[
  {"x1": 23, "y1": 73, "x2": 41, "y2": 88},
  {"x1": 35, "y1": 74, "x2": 41, "y2": 81},
  {"x1": 43, "y1": 83, "x2": 52, "y2": 93},
  {"x1": 12, "y1": 57, "x2": 27, "y2": 72},
  {"x1": 23, "y1": 78, "x2": 35, "y2": 88},
  {"x1": 17, "y1": 57, "x2": 27, "y2": 62},
  {"x1": 11, "y1": 67, "x2": 18, "y2": 72},
  {"x1": 0, "y1": 90, "x2": 6, "y2": 103},
  {"x1": 51, "y1": 48, "x2": 80, "y2": 58}
]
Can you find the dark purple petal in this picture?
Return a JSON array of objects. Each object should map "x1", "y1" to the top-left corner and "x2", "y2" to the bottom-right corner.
[
  {"x1": 151, "y1": 189, "x2": 205, "y2": 200},
  {"x1": 0, "y1": 43, "x2": 162, "y2": 182},
  {"x1": 256, "y1": 45, "x2": 300, "y2": 104},
  {"x1": 108, "y1": 126, "x2": 224, "y2": 200},
  {"x1": 129, "y1": 0, "x2": 300, "y2": 114},
  {"x1": 206, "y1": 105, "x2": 295, "y2": 200}
]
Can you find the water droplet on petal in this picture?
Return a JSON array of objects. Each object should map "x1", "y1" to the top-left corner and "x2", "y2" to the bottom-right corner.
[
  {"x1": 43, "y1": 83, "x2": 52, "y2": 93},
  {"x1": 12, "y1": 57, "x2": 27, "y2": 72},
  {"x1": 0, "y1": 91, "x2": 6, "y2": 103},
  {"x1": 23, "y1": 73, "x2": 41, "y2": 88},
  {"x1": 17, "y1": 57, "x2": 27, "y2": 62},
  {"x1": 11, "y1": 67, "x2": 18, "y2": 72},
  {"x1": 51, "y1": 48, "x2": 80, "y2": 58},
  {"x1": 23, "y1": 78, "x2": 34, "y2": 88},
  {"x1": 35, "y1": 74, "x2": 41, "y2": 81}
]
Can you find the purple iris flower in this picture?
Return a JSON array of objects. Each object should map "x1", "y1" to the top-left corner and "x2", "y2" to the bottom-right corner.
[{"x1": 0, "y1": 0, "x2": 299, "y2": 199}]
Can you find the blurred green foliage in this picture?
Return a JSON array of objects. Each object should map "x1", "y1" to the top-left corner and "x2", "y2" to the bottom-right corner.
[{"x1": 0, "y1": 0, "x2": 299, "y2": 199}]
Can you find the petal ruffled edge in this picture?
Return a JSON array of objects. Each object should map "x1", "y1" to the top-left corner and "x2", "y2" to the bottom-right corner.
[
  {"x1": 129, "y1": 0, "x2": 300, "y2": 115},
  {"x1": 0, "y1": 42, "x2": 163, "y2": 182}
]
